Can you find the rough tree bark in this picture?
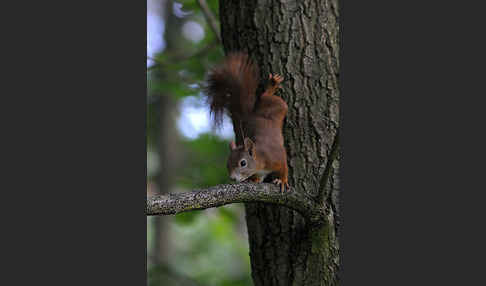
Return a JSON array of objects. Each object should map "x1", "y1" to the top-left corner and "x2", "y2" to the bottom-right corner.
[{"x1": 219, "y1": 1, "x2": 341, "y2": 285}]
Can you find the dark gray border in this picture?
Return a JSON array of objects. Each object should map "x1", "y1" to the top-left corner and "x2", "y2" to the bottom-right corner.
[
  {"x1": 1, "y1": 1, "x2": 147, "y2": 285},
  {"x1": 342, "y1": 1, "x2": 485, "y2": 285},
  {"x1": 3, "y1": 0, "x2": 483, "y2": 285}
]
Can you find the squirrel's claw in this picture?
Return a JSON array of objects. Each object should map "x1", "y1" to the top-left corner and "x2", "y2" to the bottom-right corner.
[
  {"x1": 273, "y1": 74, "x2": 284, "y2": 84},
  {"x1": 269, "y1": 73, "x2": 284, "y2": 87},
  {"x1": 273, "y1": 178, "x2": 290, "y2": 193}
]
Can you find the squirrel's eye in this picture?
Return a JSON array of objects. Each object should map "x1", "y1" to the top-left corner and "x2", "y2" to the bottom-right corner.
[{"x1": 240, "y1": 160, "x2": 247, "y2": 167}]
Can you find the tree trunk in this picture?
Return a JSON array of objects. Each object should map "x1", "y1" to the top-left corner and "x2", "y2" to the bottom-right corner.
[{"x1": 219, "y1": 1, "x2": 340, "y2": 285}]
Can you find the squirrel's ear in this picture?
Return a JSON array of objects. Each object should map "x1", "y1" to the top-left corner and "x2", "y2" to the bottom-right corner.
[
  {"x1": 229, "y1": 141, "x2": 237, "y2": 150},
  {"x1": 244, "y1": 138, "x2": 256, "y2": 155}
]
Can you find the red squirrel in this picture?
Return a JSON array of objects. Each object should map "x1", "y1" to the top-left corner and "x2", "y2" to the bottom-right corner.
[{"x1": 204, "y1": 52, "x2": 290, "y2": 192}]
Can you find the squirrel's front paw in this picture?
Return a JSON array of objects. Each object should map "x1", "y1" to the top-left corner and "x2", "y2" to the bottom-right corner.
[
  {"x1": 273, "y1": 178, "x2": 290, "y2": 193},
  {"x1": 269, "y1": 73, "x2": 284, "y2": 87}
]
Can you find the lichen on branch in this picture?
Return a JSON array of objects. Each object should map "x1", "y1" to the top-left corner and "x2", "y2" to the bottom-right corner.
[{"x1": 146, "y1": 182, "x2": 325, "y2": 223}]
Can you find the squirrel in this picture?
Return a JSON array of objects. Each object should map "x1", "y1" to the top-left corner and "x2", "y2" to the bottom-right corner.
[{"x1": 204, "y1": 52, "x2": 290, "y2": 192}]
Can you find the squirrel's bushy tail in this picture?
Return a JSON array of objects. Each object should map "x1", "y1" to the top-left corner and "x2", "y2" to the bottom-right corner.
[{"x1": 204, "y1": 52, "x2": 259, "y2": 128}]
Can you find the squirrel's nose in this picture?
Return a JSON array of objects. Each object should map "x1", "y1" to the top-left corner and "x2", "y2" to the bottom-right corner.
[{"x1": 229, "y1": 173, "x2": 238, "y2": 182}]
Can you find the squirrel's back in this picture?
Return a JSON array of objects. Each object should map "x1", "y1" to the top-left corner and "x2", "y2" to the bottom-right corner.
[{"x1": 204, "y1": 52, "x2": 259, "y2": 128}]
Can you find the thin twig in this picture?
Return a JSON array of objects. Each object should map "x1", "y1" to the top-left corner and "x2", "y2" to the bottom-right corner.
[
  {"x1": 317, "y1": 128, "x2": 340, "y2": 204},
  {"x1": 196, "y1": 0, "x2": 222, "y2": 43}
]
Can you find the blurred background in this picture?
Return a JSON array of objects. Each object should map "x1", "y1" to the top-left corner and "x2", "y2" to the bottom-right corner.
[{"x1": 146, "y1": 0, "x2": 252, "y2": 285}]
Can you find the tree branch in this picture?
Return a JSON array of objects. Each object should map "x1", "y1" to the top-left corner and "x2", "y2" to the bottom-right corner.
[
  {"x1": 317, "y1": 128, "x2": 340, "y2": 204},
  {"x1": 196, "y1": 0, "x2": 222, "y2": 43},
  {"x1": 146, "y1": 182, "x2": 325, "y2": 223}
]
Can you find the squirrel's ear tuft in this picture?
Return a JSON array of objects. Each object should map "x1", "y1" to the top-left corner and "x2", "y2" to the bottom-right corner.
[
  {"x1": 244, "y1": 138, "x2": 256, "y2": 156},
  {"x1": 229, "y1": 141, "x2": 237, "y2": 150}
]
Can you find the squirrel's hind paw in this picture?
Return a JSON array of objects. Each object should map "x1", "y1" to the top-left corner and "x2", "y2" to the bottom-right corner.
[{"x1": 269, "y1": 73, "x2": 284, "y2": 86}]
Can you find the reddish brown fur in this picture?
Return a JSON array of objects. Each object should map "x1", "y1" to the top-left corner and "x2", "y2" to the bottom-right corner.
[
  {"x1": 205, "y1": 53, "x2": 289, "y2": 192},
  {"x1": 205, "y1": 53, "x2": 259, "y2": 128}
]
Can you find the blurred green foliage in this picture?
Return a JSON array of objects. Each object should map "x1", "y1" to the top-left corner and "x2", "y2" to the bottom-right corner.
[
  {"x1": 147, "y1": 208, "x2": 252, "y2": 286},
  {"x1": 178, "y1": 0, "x2": 220, "y2": 18},
  {"x1": 176, "y1": 133, "x2": 231, "y2": 188},
  {"x1": 147, "y1": 1, "x2": 251, "y2": 285}
]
